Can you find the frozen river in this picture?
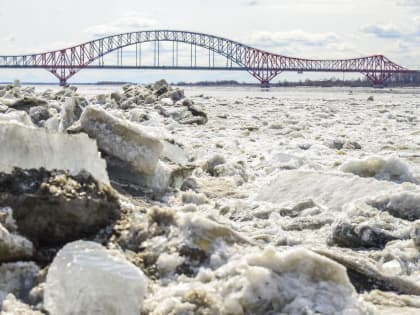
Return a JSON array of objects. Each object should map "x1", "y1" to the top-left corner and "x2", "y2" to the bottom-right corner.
[{"x1": 1, "y1": 83, "x2": 419, "y2": 314}]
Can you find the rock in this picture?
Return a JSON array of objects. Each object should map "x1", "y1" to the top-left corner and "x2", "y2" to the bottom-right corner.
[
  {"x1": 10, "y1": 97, "x2": 47, "y2": 112},
  {"x1": 367, "y1": 192, "x2": 420, "y2": 221},
  {"x1": 343, "y1": 141, "x2": 362, "y2": 150},
  {"x1": 110, "y1": 92, "x2": 122, "y2": 103},
  {"x1": 0, "y1": 168, "x2": 119, "y2": 246},
  {"x1": 203, "y1": 154, "x2": 226, "y2": 176},
  {"x1": 44, "y1": 241, "x2": 148, "y2": 315},
  {"x1": 331, "y1": 220, "x2": 400, "y2": 249},
  {"x1": 257, "y1": 170, "x2": 398, "y2": 211},
  {"x1": 168, "y1": 89, "x2": 184, "y2": 102},
  {"x1": 0, "y1": 262, "x2": 39, "y2": 306},
  {"x1": 0, "y1": 121, "x2": 109, "y2": 185},
  {"x1": 329, "y1": 202, "x2": 411, "y2": 249},
  {"x1": 58, "y1": 97, "x2": 83, "y2": 132},
  {"x1": 316, "y1": 248, "x2": 420, "y2": 295},
  {"x1": 0, "y1": 222, "x2": 34, "y2": 262},
  {"x1": 153, "y1": 79, "x2": 169, "y2": 96},
  {"x1": 28, "y1": 106, "x2": 50, "y2": 126},
  {"x1": 80, "y1": 106, "x2": 163, "y2": 175},
  {"x1": 339, "y1": 156, "x2": 417, "y2": 184},
  {"x1": 185, "y1": 104, "x2": 208, "y2": 125}
]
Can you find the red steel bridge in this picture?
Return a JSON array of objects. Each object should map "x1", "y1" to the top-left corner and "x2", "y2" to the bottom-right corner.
[{"x1": 0, "y1": 30, "x2": 415, "y2": 86}]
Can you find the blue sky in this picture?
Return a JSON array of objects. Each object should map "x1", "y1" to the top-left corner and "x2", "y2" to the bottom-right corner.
[{"x1": 1, "y1": 0, "x2": 420, "y2": 83}]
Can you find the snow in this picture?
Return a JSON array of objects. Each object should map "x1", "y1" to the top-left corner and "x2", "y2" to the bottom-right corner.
[
  {"x1": 256, "y1": 170, "x2": 400, "y2": 211},
  {"x1": 44, "y1": 241, "x2": 148, "y2": 315}
]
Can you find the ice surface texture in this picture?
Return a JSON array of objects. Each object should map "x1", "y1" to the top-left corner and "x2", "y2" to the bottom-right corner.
[
  {"x1": 44, "y1": 241, "x2": 148, "y2": 315},
  {"x1": 80, "y1": 106, "x2": 163, "y2": 175},
  {"x1": 0, "y1": 121, "x2": 109, "y2": 184}
]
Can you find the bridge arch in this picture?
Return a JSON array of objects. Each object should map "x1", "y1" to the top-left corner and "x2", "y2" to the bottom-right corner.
[{"x1": 0, "y1": 30, "x2": 413, "y2": 86}]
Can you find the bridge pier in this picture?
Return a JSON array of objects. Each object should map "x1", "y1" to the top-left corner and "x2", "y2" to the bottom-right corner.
[
  {"x1": 260, "y1": 80, "x2": 270, "y2": 88},
  {"x1": 59, "y1": 78, "x2": 67, "y2": 87}
]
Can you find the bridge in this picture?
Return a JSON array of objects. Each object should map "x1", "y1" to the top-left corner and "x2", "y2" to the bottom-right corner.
[{"x1": 0, "y1": 30, "x2": 415, "y2": 87}]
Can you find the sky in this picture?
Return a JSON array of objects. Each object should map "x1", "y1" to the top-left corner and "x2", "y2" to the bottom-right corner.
[{"x1": 1, "y1": 0, "x2": 420, "y2": 84}]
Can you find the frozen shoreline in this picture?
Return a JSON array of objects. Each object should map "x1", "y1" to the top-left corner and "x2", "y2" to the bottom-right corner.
[{"x1": 0, "y1": 82, "x2": 419, "y2": 314}]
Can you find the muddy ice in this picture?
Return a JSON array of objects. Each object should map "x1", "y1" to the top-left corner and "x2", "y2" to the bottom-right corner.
[{"x1": 0, "y1": 82, "x2": 419, "y2": 314}]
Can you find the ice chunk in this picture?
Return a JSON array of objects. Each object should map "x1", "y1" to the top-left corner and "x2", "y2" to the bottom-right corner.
[
  {"x1": 0, "y1": 111, "x2": 34, "y2": 126},
  {"x1": 257, "y1": 170, "x2": 398, "y2": 211},
  {"x1": 0, "y1": 122, "x2": 109, "y2": 184},
  {"x1": 0, "y1": 262, "x2": 39, "y2": 306},
  {"x1": 339, "y1": 156, "x2": 417, "y2": 184},
  {"x1": 0, "y1": 222, "x2": 33, "y2": 262},
  {"x1": 44, "y1": 241, "x2": 148, "y2": 315},
  {"x1": 80, "y1": 106, "x2": 163, "y2": 175},
  {"x1": 144, "y1": 247, "x2": 371, "y2": 315}
]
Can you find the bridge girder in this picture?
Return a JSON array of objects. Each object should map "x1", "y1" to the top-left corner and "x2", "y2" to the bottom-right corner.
[{"x1": 0, "y1": 30, "x2": 414, "y2": 86}]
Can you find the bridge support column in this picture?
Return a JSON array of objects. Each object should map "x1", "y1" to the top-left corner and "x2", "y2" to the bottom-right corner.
[
  {"x1": 59, "y1": 78, "x2": 67, "y2": 87},
  {"x1": 365, "y1": 72, "x2": 392, "y2": 88},
  {"x1": 260, "y1": 80, "x2": 270, "y2": 88}
]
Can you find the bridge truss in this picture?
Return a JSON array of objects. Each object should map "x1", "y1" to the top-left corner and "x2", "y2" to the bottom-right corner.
[{"x1": 0, "y1": 30, "x2": 415, "y2": 86}]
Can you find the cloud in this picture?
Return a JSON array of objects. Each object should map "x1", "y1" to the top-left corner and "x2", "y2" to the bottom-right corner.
[
  {"x1": 86, "y1": 16, "x2": 158, "y2": 38},
  {"x1": 396, "y1": 0, "x2": 420, "y2": 6},
  {"x1": 246, "y1": 0, "x2": 259, "y2": 5},
  {"x1": 360, "y1": 24, "x2": 402, "y2": 38},
  {"x1": 249, "y1": 30, "x2": 338, "y2": 47}
]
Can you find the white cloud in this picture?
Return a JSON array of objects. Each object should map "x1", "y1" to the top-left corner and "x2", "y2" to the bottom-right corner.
[
  {"x1": 250, "y1": 30, "x2": 338, "y2": 47},
  {"x1": 360, "y1": 24, "x2": 402, "y2": 38},
  {"x1": 86, "y1": 16, "x2": 158, "y2": 38},
  {"x1": 396, "y1": 0, "x2": 420, "y2": 6}
]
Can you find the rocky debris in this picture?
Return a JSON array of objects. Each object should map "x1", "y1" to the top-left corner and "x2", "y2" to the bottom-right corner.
[
  {"x1": 44, "y1": 241, "x2": 148, "y2": 315},
  {"x1": 80, "y1": 106, "x2": 163, "y2": 176},
  {"x1": 203, "y1": 154, "x2": 226, "y2": 176},
  {"x1": 153, "y1": 79, "x2": 169, "y2": 96},
  {"x1": 168, "y1": 89, "x2": 184, "y2": 102},
  {"x1": 0, "y1": 222, "x2": 34, "y2": 262},
  {"x1": 331, "y1": 219, "x2": 401, "y2": 249},
  {"x1": 0, "y1": 122, "x2": 110, "y2": 185},
  {"x1": 339, "y1": 156, "x2": 417, "y2": 184},
  {"x1": 367, "y1": 192, "x2": 420, "y2": 221},
  {"x1": 0, "y1": 168, "x2": 119, "y2": 246},
  {"x1": 0, "y1": 262, "x2": 39, "y2": 306},
  {"x1": 10, "y1": 97, "x2": 47, "y2": 112},
  {"x1": 28, "y1": 106, "x2": 50, "y2": 126},
  {"x1": 316, "y1": 248, "x2": 420, "y2": 295},
  {"x1": 327, "y1": 139, "x2": 362, "y2": 150},
  {"x1": 330, "y1": 202, "x2": 412, "y2": 249}
]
